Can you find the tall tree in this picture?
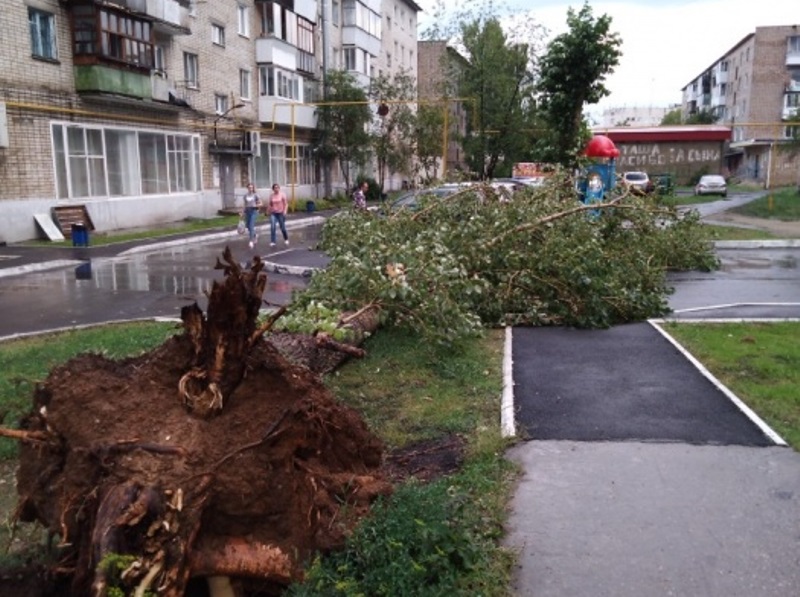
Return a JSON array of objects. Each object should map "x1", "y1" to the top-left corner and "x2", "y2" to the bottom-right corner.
[
  {"x1": 317, "y1": 70, "x2": 372, "y2": 194},
  {"x1": 415, "y1": 103, "x2": 447, "y2": 184},
  {"x1": 368, "y1": 71, "x2": 417, "y2": 192},
  {"x1": 458, "y1": 17, "x2": 537, "y2": 179},
  {"x1": 422, "y1": 0, "x2": 544, "y2": 180},
  {"x1": 536, "y1": 2, "x2": 622, "y2": 166}
]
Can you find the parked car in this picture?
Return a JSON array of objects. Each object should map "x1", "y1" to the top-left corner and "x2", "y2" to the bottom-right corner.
[
  {"x1": 694, "y1": 174, "x2": 727, "y2": 197},
  {"x1": 622, "y1": 171, "x2": 655, "y2": 194},
  {"x1": 389, "y1": 184, "x2": 465, "y2": 211}
]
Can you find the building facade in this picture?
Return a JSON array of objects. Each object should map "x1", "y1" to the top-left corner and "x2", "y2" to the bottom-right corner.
[
  {"x1": 0, "y1": 0, "x2": 420, "y2": 243},
  {"x1": 681, "y1": 25, "x2": 800, "y2": 187},
  {"x1": 417, "y1": 40, "x2": 469, "y2": 181}
]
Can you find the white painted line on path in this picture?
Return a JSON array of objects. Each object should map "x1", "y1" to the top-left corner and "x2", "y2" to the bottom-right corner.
[{"x1": 648, "y1": 319, "x2": 788, "y2": 447}]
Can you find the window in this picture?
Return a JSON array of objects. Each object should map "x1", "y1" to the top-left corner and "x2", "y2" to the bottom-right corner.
[
  {"x1": 29, "y1": 8, "x2": 57, "y2": 60},
  {"x1": 154, "y1": 44, "x2": 166, "y2": 73},
  {"x1": 344, "y1": 47, "x2": 356, "y2": 71},
  {"x1": 72, "y1": 5, "x2": 153, "y2": 67},
  {"x1": 212, "y1": 23, "x2": 225, "y2": 46},
  {"x1": 253, "y1": 143, "x2": 315, "y2": 187},
  {"x1": 215, "y1": 94, "x2": 229, "y2": 115},
  {"x1": 341, "y1": 0, "x2": 380, "y2": 38},
  {"x1": 52, "y1": 123, "x2": 200, "y2": 199},
  {"x1": 386, "y1": 52, "x2": 391, "y2": 68},
  {"x1": 332, "y1": 0, "x2": 340, "y2": 26},
  {"x1": 784, "y1": 125, "x2": 800, "y2": 140},
  {"x1": 99, "y1": 8, "x2": 153, "y2": 66},
  {"x1": 790, "y1": 36, "x2": 800, "y2": 54},
  {"x1": 386, "y1": 15, "x2": 391, "y2": 30},
  {"x1": 184, "y1": 52, "x2": 199, "y2": 88},
  {"x1": 257, "y1": 1, "x2": 296, "y2": 43},
  {"x1": 259, "y1": 66, "x2": 300, "y2": 100},
  {"x1": 240, "y1": 69, "x2": 251, "y2": 100},
  {"x1": 237, "y1": 4, "x2": 250, "y2": 36}
]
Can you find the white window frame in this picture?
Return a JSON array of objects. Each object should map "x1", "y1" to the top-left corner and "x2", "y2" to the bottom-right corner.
[
  {"x1": 212, "y1": 23, "x2": 226, "y2": 46},
  {"x1": 240, "y1": 69, "x2": 251, "y2": 101},
  {"x1": 51, "y1": 122, "x2": 202, "y2": 199},
  {"x1": 29, "y1": 8, "x2": 57, "y2": 60},
  {"x1": 215, "y1": 94, "x2": 229, "y2": 115},
  {"x1": 237, "y1": 4, "x2": 250, "y2": 37},
  {"x1": 184, "y1": 52, "x2": 199, "y2": 88}
]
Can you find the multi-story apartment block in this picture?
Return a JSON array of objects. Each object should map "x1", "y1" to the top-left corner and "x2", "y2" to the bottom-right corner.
[
  {"x1": 0, "y1": 0, "x2": 420, "y2": 243},
  {"x1": 681, "y1": 25, "x2": 800, "y2": 187},
  {"x1": 594, "y1": 105, "x2": 674, "y2": 128}
]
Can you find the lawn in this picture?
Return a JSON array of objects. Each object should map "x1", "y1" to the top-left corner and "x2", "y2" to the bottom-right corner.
[{"x1": 731, "y1": 187, "x2": 800, "y2": 220}]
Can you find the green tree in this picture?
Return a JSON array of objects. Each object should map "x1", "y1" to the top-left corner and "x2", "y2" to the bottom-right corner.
[
  {"x1": 415, "y1": 103, "x2": 447, "y2": 184},
  {"x1": 422, "y1": 0, "x2": 544, "y2": 180},
  {"x1": 317, "y1": 70, "x2": 372, "y2": 194},
  {"x1": 368, "y1": 70, "x2": 417, "y2": 192},
  {"x1": 660, "y1": 108, "x2": 683, "y2": 125},
  {"x1": 685, "y1": 108, "x2": 717, "y2": 124},
  {"x1": 536, "y1": 2, "x2": 622, "y2": 166},
  {"x1": 457, "y1": 17, "x2": 538, "y2": 179}
]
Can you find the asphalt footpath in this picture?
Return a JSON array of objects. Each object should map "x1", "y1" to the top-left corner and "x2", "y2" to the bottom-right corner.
[{"x1": 504, "y1": 321, "x2": 800, "y2": 597}]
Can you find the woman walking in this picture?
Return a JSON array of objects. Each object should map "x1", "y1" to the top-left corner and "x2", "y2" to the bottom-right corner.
[
  {"x1": 267, "y1": 183, "x2": 289, "y2": 247},
  {"x1": 240, "y1": 182, "x2": 262, "y2": 249}
]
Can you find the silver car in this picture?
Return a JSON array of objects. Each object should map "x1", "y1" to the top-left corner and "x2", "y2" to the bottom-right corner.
[{"x1": 694, "y1": 174, "x2": 727, "y2": 197}]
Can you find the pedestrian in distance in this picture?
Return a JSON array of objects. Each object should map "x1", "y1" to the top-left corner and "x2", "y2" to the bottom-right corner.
[
  {"x1": 267, "y1": 183, "x2": 290, "y2": 247},
  {"x1": 352, "y1": 181, "x2": 368, "y2": 210},
  {"x1": 240, "y1": 182, "x2": 262, "y2": 249}
]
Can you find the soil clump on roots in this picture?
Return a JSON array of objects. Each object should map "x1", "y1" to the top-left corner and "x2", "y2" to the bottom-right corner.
[{"x1": 5, "y1": 249, "x2": 395, "y2": 596}]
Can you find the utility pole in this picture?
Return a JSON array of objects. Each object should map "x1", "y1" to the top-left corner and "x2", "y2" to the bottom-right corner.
[{"x1": 321, "y1": 0, "x2": 332, "y2": 198}]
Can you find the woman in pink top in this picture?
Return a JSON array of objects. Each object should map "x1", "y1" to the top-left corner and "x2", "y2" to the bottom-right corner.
[{"x1": 267, "y1": 183, "x2": 289, "y2": 247}]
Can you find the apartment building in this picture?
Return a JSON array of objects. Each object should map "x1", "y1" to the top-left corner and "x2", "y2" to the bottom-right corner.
[
  {"x1": 417, "y1": 40, "x2": 469, "y2": 180},
  {"x1": 681, "y1": 25, "x2": 800, "y2": 187},
  {"x1": 0, "y1": 0, "x2": 420, "y2": 243}
]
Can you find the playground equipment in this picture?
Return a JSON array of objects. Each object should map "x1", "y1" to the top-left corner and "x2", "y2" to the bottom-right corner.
[{"x1": 578, "y1": 135, "x2": 620, "y2": 205}]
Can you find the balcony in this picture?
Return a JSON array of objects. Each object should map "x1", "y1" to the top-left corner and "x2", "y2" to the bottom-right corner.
[
  {"x1": 341, "y1": 26, "x2": 381, "y2": 58},
  {"x1": 96, "y1": 0, "x2": 191, "y2": 34},
  {"x1": 256, "y1": 36, "x2": 297, "y2": 70},
  {"x1": 75, "y1": 64, "x2": 151, "y2": 100},
  {"x1": 258, "y1": 98, "x2": 316, "y2": 129}
]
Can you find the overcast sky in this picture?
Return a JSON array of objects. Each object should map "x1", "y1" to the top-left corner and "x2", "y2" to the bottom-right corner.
[{"x1": 418, "y1": 0, "x2": 799, "y2": 113}]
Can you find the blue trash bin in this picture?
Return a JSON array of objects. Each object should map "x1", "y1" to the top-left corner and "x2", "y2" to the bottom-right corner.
[
  {"x1": 71, "y1": 223, "x2": 89, "y2": 247},
  {"x1": 305, "y1": 200, "x2": 316, "y2": 213}
]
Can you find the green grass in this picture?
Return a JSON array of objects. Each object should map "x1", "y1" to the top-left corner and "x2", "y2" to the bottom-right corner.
[
  {"x1": 732, "y1": 187, "x2": 800, "y2": 220},
  {"x1": 0, "y1": 321, "x2": 180, "y2": 459},
  {"x1": 663, "y1": 322, "x2": 800, "y2": 450},
  {"x1": 700, "y1": 224, "x2": 782, "y2": 241},
  {"x1": 0, "y1": 323, "x2": 517, "y2": 594}
]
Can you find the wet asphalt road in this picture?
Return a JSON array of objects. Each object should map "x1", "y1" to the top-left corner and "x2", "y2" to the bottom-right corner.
[{"x1": 0, "y1": 224, "x2": 324, "y2": 338}]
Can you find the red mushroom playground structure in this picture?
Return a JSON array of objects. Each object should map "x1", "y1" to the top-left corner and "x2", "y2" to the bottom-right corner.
[{"x1": 578, "y1": 135, "x2": 620, "y2": 207}]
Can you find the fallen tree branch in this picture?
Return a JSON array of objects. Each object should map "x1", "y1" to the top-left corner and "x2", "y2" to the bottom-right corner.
[
  {"x1": 0, "y1": 427, "x2": 53, "y2": 444},
  {"x1": 249, "y1": 305, "x2": 288, "y2": 346},
  {"x1": 314, "y1": 332, "x2": 366, "y2": 358}
]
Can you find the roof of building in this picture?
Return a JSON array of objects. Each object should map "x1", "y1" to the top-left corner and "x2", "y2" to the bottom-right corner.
[{"x1": 592, "y1": 125, "x2": 732, "y2": 143}]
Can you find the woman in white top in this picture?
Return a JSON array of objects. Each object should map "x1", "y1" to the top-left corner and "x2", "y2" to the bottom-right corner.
[{"x1": 240, "y1": 183, "x2": 262, "y2": 249}]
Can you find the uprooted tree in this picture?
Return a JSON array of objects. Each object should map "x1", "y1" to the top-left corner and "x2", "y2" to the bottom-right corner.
[
  {"x1": 1, "y1": 175, "x2": 718, "y2": 596},
  {"x1": 6, "y1": 249, "x2": 389, "y2": 597}
]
